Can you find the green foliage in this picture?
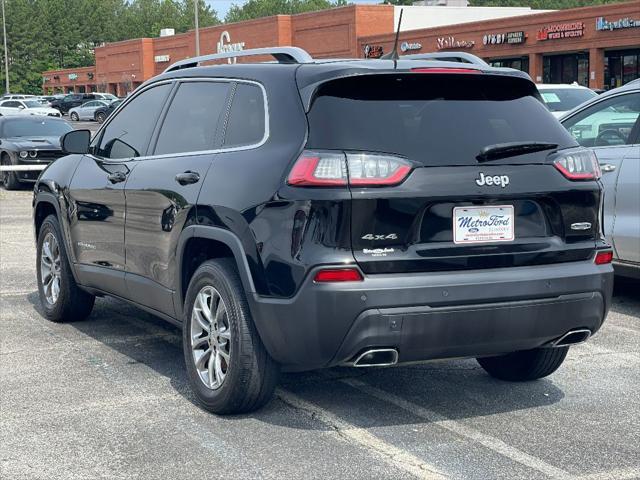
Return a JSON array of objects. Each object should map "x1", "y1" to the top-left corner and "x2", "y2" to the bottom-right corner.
[
  {"x1": 0, "y1": 0, "x2": 220, "y2": 94},
  {"x1": 225, "y1": 0, "x2": 346, "y2": 23}
]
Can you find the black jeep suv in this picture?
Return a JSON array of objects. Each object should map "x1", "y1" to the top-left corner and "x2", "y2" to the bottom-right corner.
[{"x1": 33, "y1": 47, "x2": 614, "y2": 414}]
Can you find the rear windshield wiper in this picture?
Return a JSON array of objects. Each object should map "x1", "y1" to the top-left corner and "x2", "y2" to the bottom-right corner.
[{"x1": 476, "y1": 142, "x2": 558, "y2": 162}]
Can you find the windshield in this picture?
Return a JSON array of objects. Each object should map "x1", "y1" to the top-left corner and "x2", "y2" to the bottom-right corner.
[
  {"x1": 23, "y1": 101, "x2": 42, "y2": 108},
  {"x1": 307, "y1": 74, "x2": 576, "y2": 166},
  {"x1": 3, "y1": 119, "x2": 72, "y2": 137},
  {"x1": 539, "y1": 88, "x2": 597, "y2": 112}
]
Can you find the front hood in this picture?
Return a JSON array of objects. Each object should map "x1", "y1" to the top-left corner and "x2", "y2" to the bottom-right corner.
[{"x1": 5, "y1": 136, "x2": 61, "y2": 150}]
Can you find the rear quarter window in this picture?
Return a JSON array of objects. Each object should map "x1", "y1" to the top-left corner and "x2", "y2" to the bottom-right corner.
[
  {"x1": 306, "y1": 74, "x2": 577, "y2": 166},
  {"x1": 223, "y1": 83, "x2": 266, "y2": 148}
]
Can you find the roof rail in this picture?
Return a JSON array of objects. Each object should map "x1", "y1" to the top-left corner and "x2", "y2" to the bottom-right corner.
[
  {"x1": 164, "y1": 47, "x2": 313, "y2": 72},
  {"x1": 400, "y1": 52, "x2": 489, "y2": 66}
]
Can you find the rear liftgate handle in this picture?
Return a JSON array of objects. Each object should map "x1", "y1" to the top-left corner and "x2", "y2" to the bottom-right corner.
[{"x1": 175, "y1": 171, "x2": 201, "y2": 185}]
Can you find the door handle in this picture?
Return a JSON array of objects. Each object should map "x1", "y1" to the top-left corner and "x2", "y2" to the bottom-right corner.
[
  {"x1": 107, "y1": 171, "x2": 127, "y2": 184},
  {"x1": 599, "y1": 163, "x2": 616, "y2": 173},
  {"x1": 175, "y1": 171, "x2": 200, "y2": 185}
]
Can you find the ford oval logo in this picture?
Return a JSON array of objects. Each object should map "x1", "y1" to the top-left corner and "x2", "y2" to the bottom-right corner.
[{"x1": 469, "y1": 228, "x2": 479, "y2": 233}]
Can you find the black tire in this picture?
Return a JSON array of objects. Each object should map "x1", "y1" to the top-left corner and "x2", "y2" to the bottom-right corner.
[
  {"x1": 36, "y1": 215, "x2": 95, "y2": 322},
  {"x1": 477, "y1": 346, "x2": 569, "y2": 381},
  {"x1": 1, "y1": 153, "x2": 21, "y2": 190},
  {"x1": 183, "y1": 259, "x2": 279, "y2": 414},
  {"x1": 70, "y1": 112, "x2": 79, "y2": 121},
  {"x1": 96, "y1": 112, "x2": 106, "y2": 124}
]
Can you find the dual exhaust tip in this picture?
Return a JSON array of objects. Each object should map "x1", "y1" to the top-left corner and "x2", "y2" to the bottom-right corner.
[{"x1": 348, "y1": 328, "x2": 592, "y2": 367}]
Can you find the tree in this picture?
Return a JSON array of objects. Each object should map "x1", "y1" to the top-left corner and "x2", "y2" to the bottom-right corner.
[{"x1": 225, "y1": 0, "x2": 344, "y2": 23}]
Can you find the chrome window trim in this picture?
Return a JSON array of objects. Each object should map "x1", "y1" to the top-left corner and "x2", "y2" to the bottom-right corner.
[{"x1": 89, "y1": 77, "x2": 269, "y2": 163}]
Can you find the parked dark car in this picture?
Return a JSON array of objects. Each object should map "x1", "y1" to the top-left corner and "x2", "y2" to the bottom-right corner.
[
  {"x1": 94, "y1": 99, "x2": 122, "y2": 123},
  {"x1": 1, "y1": 116, "x2": 72, "y2": 189},
  {"x1": 32, "y1": 48, "x2": 614, "y2": 414},
  {"x1": 50, "y1": 93, "x2": 100, "y2": 114}
]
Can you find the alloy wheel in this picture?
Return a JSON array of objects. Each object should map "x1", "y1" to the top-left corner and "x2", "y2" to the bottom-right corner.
[
  {"x1": 40, "y1": 232, "x2": 62, "y2": 305},
  {"x1": 190, "y1": 286, "x2": 231, "y2": 390}
]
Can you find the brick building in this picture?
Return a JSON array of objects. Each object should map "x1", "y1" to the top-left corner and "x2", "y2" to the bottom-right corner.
[{"x1": 42, "y1": 1, "x2": 640, "y2": 95}]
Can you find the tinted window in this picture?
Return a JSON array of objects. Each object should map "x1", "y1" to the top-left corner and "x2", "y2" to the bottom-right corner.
[
  {"x1": 96, "y1": 83, "x2": 171, "y2": 159},
  {"x1": 539, "y1": 88, "x2": 597, "y2": 112},
  {"x1": 223, "y1": 83, "x2": 266, "y2": 148},
  {"x1": 306, "y1": 74, "x2": 577, "y2": 166},
  {"x1": 562, "y1": 92, "x2": 640, "y2": 147},
  {"x1": 3, "y1": 101, "x2": 21, "y2": 108},
  {"x1": 2, "y1": 119, "x2": 72, "y2": 137},
  {"x1": 154, "y1": 81, "x2": 230, "y2": 155}
]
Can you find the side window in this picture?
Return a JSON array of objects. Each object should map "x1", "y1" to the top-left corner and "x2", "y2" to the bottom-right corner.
[
  {"x1": 4, "y1": 101, "x2": 20, "y2": 108},
  {"x1": 563, "y1": 93, "x2": 640, "y2": 148},
  {"x1": 95, "y1": 83, "x2": 171, "y2": 160},
  {"x1": 153, "y1": 81, "x2": 230, "y2": 156},
  {"x1": 223, "y1": 83, "x2": 266, "y2": 148}
]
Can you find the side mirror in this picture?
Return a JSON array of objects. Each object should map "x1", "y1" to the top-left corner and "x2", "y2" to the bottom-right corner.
[
  {"x1": 18, "y1": 105, "x2": 25, "y2": 110},
  {"x1": 61, "y1": 129, "x2": 91, "y2": 154}
]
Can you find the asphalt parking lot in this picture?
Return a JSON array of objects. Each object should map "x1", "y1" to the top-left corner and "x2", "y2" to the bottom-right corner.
[{"x1": 1, "y1": 186, "x2": 639, "y2": 480}]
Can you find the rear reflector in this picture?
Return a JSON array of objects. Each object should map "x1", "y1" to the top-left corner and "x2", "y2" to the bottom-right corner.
[
  {"x1": 594, "y1": 250, "x2": 613, "y2": 265},
  {"x1": 552, "y1": 148, "x2": 601, "y2": 181},
  {"x1": 314, "y1": 268, "x2": 363, "y2": 283},
  {"x1": 411, "y1": 67, "x2": 481, "y2": 74},
  {"x1": 287, "y1": 151, "x2": 412, "y2": 187}
]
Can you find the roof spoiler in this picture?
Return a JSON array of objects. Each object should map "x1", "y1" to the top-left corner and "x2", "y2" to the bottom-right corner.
[{"x1": 164, "y1": 47, "x2": 313, "y2": 72}]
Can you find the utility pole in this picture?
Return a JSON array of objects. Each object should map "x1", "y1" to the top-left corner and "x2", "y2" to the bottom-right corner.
[
  {"x1": 1, "y1": 0, "x2": 9, "y2": 94},
  {"x1": 194, "y1": 0, "x2": 200, "y2": 57}
]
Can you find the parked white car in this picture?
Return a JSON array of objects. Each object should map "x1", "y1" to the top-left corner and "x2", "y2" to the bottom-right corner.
[
  {"x1": 0, "y1": 99, "x2": 62, "y2": 117},
  {"x1": 537, "y1": 84, "x2": 597, "y2": 118},
  {"x1": 68, "y1": 100, "x2": 111, "y2": 121},
  {"x1": 0, "y1": 94, "x2": 36, "y2": 101}
]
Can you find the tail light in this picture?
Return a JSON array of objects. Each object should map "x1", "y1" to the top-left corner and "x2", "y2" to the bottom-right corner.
[
  {"x1": 287, "y1": 151, "x2": 412, "y2": 187},
  {"x1": 314, "y1": 268, "x2": 363, "y2": 283},
  {"x1": 594, "y1": 250, "x2": 613, "y2": 265},
  {"x1": 552, "y1": 148, "x2": 601, "y2": 181}
]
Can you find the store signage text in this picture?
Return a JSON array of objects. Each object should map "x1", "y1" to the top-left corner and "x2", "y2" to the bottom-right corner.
[
  {"x1": 154, "y1": 55, "x2": 170, "y2": 63},
  {"x1": 536, "y1": 22, "x2": 584, "y2": 41},
  {"x1": 596, "y1": 17, "x2": 640, "y2": 31},
  {"x1": 482, "y1": 31, "x2": 526, "y2": 46},
  {"x1": 217, "y1": 31, "x2": 245, "y2": 54},
  {"x1": 437, "y1": 36, "x2": 475, "y2": 50},
  {"x1": 363, "y1": 45, "x2": 384, "y2": 59},
  {"x1": 400, "y1": 41, "x2": 422, "y2": 53},
  {"x1": 68, "y1": 73, "x2": 78, "y2": 80}
]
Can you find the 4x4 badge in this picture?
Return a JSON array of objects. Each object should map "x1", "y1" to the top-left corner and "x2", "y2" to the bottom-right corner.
[
  {"x1": 476, "y1": 173, "x2": 510, "y2": 188},
  {"x1": 361, "y1": 233, "x2": 398, "y2": 241}
]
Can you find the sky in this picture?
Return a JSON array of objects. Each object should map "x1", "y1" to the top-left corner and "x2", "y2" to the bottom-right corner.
[{"x1": 204, "y1": 0, "x2": 376, "y2": 20}]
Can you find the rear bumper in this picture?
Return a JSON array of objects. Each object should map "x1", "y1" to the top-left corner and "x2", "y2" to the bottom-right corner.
[{"x1": 248, "y1": 260, "x2": 613, "y2": 371}]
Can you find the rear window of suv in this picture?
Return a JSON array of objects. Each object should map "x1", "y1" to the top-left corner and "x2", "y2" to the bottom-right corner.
[{"x1": 306, "y1": 74, "x2": 577, "y2": 166}]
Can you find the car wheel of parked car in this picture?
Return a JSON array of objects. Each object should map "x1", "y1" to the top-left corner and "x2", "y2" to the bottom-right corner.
[
  {"x1": 183, "y1": 259, "x2": 279, "y2": 414},
  {"x1": 1, "y1": 153, "x2": 21, "y2": 190},
  {"x1": 36, "y1": 215, "x2": 95, "y2": 322},
  {"x1": 96, "y1": 112, "x2": 106, "y2": 123},
  {"x1": 477, "y1": 346, "x2": 569, "y2": 381},
  {"x1": 70, "y1": 112, "x2": 79, "y2": 121}
]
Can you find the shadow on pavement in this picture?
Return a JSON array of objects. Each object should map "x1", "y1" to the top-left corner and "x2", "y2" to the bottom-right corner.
[{"x1": 27, "y1": 290, "x2": 565, "y2": 427}]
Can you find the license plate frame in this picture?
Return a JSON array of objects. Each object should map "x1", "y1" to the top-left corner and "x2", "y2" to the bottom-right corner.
[{"x1": 453, "y1": 205, "x2": 515, "y2": 245}]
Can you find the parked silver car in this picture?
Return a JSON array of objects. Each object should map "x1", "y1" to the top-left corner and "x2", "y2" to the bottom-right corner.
[
  {"x1": 68, "y1": 100, "x2": 111, "y2": 121},
  {"x1": 560, "y1": 80, "x2": 640, "y2": 278}
]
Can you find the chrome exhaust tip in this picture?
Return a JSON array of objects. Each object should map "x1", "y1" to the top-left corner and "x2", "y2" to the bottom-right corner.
[
  {"x1": 550, "y1": 329, "x2": 592, "y2": 348},
  {"x1": 351, "y1": 349, "x2": 399, "y2": 367}
]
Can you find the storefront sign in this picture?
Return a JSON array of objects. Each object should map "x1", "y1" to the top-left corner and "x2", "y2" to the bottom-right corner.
[
  {"x1": 68, "y1": 73, "x2": 78, "y2": 80},
  {"x1": 596, "y1": 17, "x2": 640, "y2": 31},
  {"x1": 400, "y1": 41, "x2": 422, "y2": 53},
  {"x1": 154, "y1": 54, "x2": 170, "y2": 63},
  {"x1": 217, "y1": 31, "x2": 245, "y2": 55},
  {"x1": 437, "y1": 36, "x2": 475, "y2": 50},
  {"x1": 483, "y1": 31, "x2": 525, "y2": 46},
  {"x1": 536, "y1": 22, "x2": 584, "y2": 41},
  {"x1": 363, "y1": 45, "x2": 384, "y2": 59}
]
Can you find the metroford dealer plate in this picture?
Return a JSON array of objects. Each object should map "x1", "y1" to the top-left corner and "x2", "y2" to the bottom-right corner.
[{"x1": 453, "y1": 205, "x2": 514, "y2": 244}]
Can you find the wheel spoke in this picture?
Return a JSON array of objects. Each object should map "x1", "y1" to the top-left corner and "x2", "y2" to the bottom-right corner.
[
  {"x1": 51, "y1": 277, "x2": 60, "y2": 303},
  {"x1": 195, "y1": 347, "x2": 212, "y2": 370},
  {"x1": 214, "y1": 352, "x2": 225, "y2": 384},
  {"x1": 218, "y1": 348, "x2": 230, "y2": 363},
  {"x1": 208, "y1": 352, "x2": 216, "y2": 387},
  {"x1": 218, "y1": 327, "x2": 231, "y2": 340},
  {"x1": 43, "y1": 241, "x2": 53, "y2": 263},
  {"x1": 191, "y1": 335, "x2": 209, "y2": 349}
]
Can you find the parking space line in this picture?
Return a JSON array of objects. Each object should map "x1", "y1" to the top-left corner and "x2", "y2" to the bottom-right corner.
[
  {"x1": 0, "y1": 290, "x2": 35, "y2": 297},
  {"x1": 277, "y1": 389, "x2": 448, "y2": 480},
  {"x1": 341, "y1": 378, "x2": 572, "y2": 479},
  {"x1": 576, "y1": 467, "x2": 640, "y2": 480}
]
